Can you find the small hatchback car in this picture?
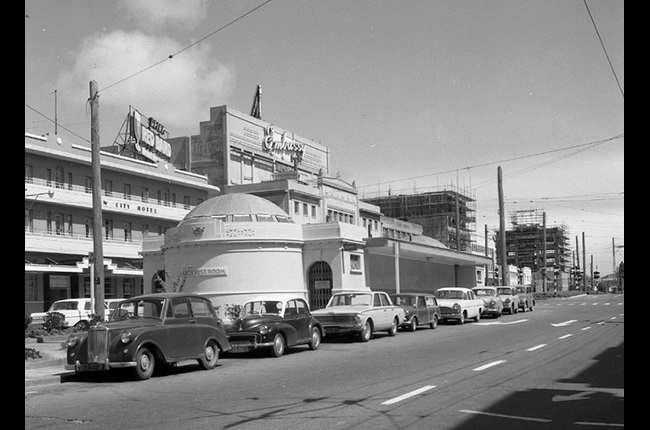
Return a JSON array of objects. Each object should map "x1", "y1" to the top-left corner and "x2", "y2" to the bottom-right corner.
[
  {"x1": 226, "y1": 295, "x2": 324, "y2": 358},
  {"x1": 65, "y1": 293, "x2": 231, "y2": 380},
  {"x1": 391, "y1": 293, "x2": 440, "y2": 331}
]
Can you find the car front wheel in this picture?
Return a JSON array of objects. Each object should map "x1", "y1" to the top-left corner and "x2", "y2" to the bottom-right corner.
[
  {"x1": 198, "y1": 340, "x2": 219, "y2": 370},
  {"x1": 430, "y1": 315, "x2": 438, "y2": 329},
  {"x1": 408, "y1": 317, "x2": 418, "y2": 332},
  {"x1": 270, "y1": 333, "x2": 285, "y2": 357},
  {"x1": 359, "y1": 320, "x2": 372, "y2": 342},
  {"x1": 133, "y1": 347, "x2": 155, "y2": 380},
  {"x1": 388, "y1": 318, "x2": 398, "y2": 336},
  {"x1": 308, "y1": 327, "x2": 321, "y2": 350}
]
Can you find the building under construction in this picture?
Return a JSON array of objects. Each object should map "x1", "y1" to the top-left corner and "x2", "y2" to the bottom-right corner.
[
  {"x1": 497, "y1": 209, "x2": 571, "y2": 275},
  {"x1": 361, "y1": 187, "x2": 476, "y2": 251}
]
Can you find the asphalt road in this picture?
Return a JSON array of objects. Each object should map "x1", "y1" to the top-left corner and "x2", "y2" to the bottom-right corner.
[{"x1": 25, "y1": 294, "x2": 624, "y2": 430}]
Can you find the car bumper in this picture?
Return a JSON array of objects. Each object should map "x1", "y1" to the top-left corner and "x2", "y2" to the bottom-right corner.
[
  {"x1": 227, "y1": 332, "x2": 274, "y2": 353},
  {"x1": 65, "y1": 359, "x2": 137, "y2": 372},
  {"x1": 321, "y1": 323, "x2": 363, "y2": 336}
]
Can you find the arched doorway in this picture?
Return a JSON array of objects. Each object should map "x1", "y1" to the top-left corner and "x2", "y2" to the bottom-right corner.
[{"x1": 308, "y1": 261, "x2": 332, "y2": 310}]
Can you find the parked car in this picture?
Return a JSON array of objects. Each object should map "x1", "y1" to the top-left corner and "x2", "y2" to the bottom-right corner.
[
  {"x1": 496, "y1": 286, "x2": 520, "y2": 314},
  {"x1": 311, "y1": 291, "x2": 405, "y2": 342},
  {"x1": 226, "y1": 295, "x2": 324, "y2": 358},
  {"x1": 30, "y1": 298, "x2": 110, "y2": 330},
  {"x1": 434, "y1": 287, "x2": 483, "y2": 324},
  {"x1": 104, "y1": 298, "x2": 125, "y2": 320},
  {"x1": 65, "y1": 293, "x2": 231, "y2": 380},
  {"x1": 472, "y1": 286, "x2": 504, "y2": 318},
  {"x1": 515, "y1": 285, "x2": 535, "y2": 312},
  {"x1": 390, "y1": 293, "x2": 440, "y2": 331}
]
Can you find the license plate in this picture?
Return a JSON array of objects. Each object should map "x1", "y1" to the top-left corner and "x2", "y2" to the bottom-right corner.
[
  {"x1": 326, "y1": 327, "x2": 339, "y2": 333},
  {"x1": 230, "y1": 345, "x2": 250, "y2": 353},
  {"x1": 77, "y1": 362, "x2": 105, "y2": 372}
]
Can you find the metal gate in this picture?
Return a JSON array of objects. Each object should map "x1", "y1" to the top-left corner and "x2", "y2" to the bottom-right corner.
[{"x1": 308, "y1": 261, "x2": 332, "y2": 311}]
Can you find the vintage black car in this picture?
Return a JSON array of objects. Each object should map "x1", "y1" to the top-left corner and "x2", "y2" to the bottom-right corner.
[
  {"x1": 226, "y1": 295, "x2": 324, "y2": 357},
  {"x1": 65, "y1": 293, "x2": 231, "y2": 380}
]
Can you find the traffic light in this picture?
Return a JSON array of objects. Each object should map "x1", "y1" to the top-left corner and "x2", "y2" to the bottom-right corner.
[
  {"x1": 553, "y1": 265, "x2": 560, "y2": 276},
  {"x1": 494, "y1": 266, "x2": 499, "y2": 278},
  {"x1": 593, "y1": 271, "x2": 600, "y2": 280}
]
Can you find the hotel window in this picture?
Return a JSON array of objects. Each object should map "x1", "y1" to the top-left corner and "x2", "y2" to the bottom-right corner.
[
  {"x1": 25, "y1": 274, "x2": 37, "y2": 301},
  {"x1": 54, "y1": 165, "x2": 64, "y2": 189},
  {"x1": 85, "y1": 176, "x2": 92, "y2": 193},
  {"x1": 141, "y1": 187, "x2": 149, "y2": 203},
  {"x1": 85, "y1": 218, "x2": 92, "y2": 238},
  {"x1": 311, "y1": 205, "x2": 317, "y2": 218},
  {"x1": 183, "y1": 195, "x2": 191, "y2": 209},
  {"x1": 142, "y1": 224, "x2": 149, "y2": 237},
  {"x1": 124, "y1": 184, "x2": 131, "y2": 200},
  {"x1": 54, "y1": 213, "x2": 64, "y2": 235},
  {"x1": 105, "y1": 219, "x2": 114, "y2": 240},
  {"x1": 157, "y1": 190, "x2": 162, "y2": 205},
  {"x1": 104, "y1": 277, "x2": 114, "y2": 298},
  {"x1": 257, "y1": 214, "x2": 274, "y2": 222},
  {"x1": 104, "y1": 179, "x2": 113, "y2": 197},
  {"x1": 303, "y1": 203, "x2": 308, "y2": 217},
  {"x1": 162, "y1": 187, "x2": 170, "y2": 206},
  {"x1": 25, "y1": 209, "x2": 33, "y2": 232},
  {"x1": 25, "y1": 164, "x2": 33, "y2": 183},
  {"x1": 124, "y1": 222, "x2": 132, "y2": 242},
  {"x1": 67, "y1": 172, "x2": 73, "y2": 190},
  {"x1": 171, "y1": 192, "x2": 176, "y2": 207},
  {"x1": 46, "y1": 168, "x2": 52, "y2": 187},
  {"x1": 294, "y1": 201, "x2": 300, "y2": 215},
  {"x1": 67, "y1": 214, "x2": 73, "y2": 236}
]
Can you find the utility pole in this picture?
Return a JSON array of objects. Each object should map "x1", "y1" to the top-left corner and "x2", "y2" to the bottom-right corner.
[
  {"x1": 582, "y1": 232, "x2": 587, "y2": 292},
  {"x1": 542, "y1": 212, "x2": 547, "y2": 293},
  {"x1": 575, "y1": 235, "x2": 580, "y2": 290},
  {"x1": 54, "y1": 89, "x2": 58, "y2": 135},
  {"x1": 90, "y1": 81, "x2": 105, "y2": 320},
  {"x1": 484, "y1": 224, "x2": 489, "y2": 286},
  {"x1": 498, "y1": 166, "x2": 508, "y2": 286}
]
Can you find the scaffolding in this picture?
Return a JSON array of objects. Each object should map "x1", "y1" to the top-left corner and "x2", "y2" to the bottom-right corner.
[
  {"x1": 361, "y1": 185, "x2": 476, "y2": 251},
  {"x1": 502, "y1": 209, "x2": 571, "y2": 272}
]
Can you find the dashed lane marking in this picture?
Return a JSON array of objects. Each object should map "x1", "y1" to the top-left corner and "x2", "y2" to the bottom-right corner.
[{"x1": 381, "y1": 385, "x2": 436, "y2": 405}]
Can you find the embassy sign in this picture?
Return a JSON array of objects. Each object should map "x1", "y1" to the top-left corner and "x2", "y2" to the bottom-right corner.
[
  {"x1": 128, "y1": 106, "x2": 172, "y2": 163},
  {"x1": 263, "y1": 125, "x2": 305, "y2": 160}
]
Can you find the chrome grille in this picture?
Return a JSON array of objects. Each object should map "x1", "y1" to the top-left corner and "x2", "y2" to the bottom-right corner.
[
  {"x1": 315, "y1": 315, "x2": 357, "y2": 324},
  {"x1": 87, "y1": 327, "x2": 109, "y2": 363}
]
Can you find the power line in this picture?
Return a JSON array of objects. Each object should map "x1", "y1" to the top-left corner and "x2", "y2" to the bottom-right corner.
[
  {"x1": 583, "y1": 0, "x2": 624, "y2": 99},
  {"x1": 357, "y1": 133, "x2": 623, "y2": 189},
  {"x1": 98, "y1": 0, "x2": 273, "y2": 94}
]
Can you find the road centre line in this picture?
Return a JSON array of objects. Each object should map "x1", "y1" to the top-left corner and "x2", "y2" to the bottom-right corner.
[
  {"x1": 459, "y1": 409, "x2": 552, "y2": 423},
  {"x1": 526, "y1": 344, "x2": 547, "y2": 351},
  {"x1": 581, "y1": 327, "x2": 591, "y2": 331},
  {"x1": 558, "y1": 334, "x2": 573, "y2": 339},
  {"x1": 381, "y1": 385, "x2": 435, "y2": 405},
  {"x1": 473, "y1": 360, "x2": 506, "y2": 371}
]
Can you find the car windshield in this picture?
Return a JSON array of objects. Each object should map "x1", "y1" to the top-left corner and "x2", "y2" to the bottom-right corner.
[
  {"x1": 434, "y1": 290, "x2": 463, "y2": 300},
  {"x1": 241, "y1": 300, "x2": 283, "y2": 316},
  {"x1": 50, "y1": 302, "x2": 78, "y2": 311},
  {"x1": 474, "y1": 289, "x2": 495, "y2": 297},
  {"x1": 497, "y1": 288, "x2": 512, "y2": 295},
  {"x1": 110, "y1": 298, "x2": 165, "y2": 321},
  {"x1": 329, "y1": 293, "x2": 372, "y2": 307},
  {"x1": 392, "y1": 295, "x2": 417, "y2": 306}
]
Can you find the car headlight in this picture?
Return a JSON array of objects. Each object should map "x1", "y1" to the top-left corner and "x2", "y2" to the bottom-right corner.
[
  {"x1": 120, "y1": 331, "x2": 132, "y2": 344},
  {"x1": 505, "y1": 298, "x2": 511, "y2": 303},
  {"x1": 259, "y1": 325, "x2": 269, "y2": 335},
  {"x1": 66, "y1": 335, "x2": 79, "y2": 348},
  {"x1": 452, "y1": 303, "x2": 461, "y2": 310},
  {"x1": 490, "y1": 300, "x2": 496, "y2": 306}
]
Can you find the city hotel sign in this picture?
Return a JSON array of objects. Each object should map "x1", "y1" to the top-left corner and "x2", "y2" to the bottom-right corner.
[
  {"x1": 263, "y1": 125, "x2": 305, "y2": 160},
  {"x1": 128, "y1": 106, "x2": 172, "y2": 163}
]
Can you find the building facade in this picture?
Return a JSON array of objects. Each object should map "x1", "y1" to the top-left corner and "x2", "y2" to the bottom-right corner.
[{"x1": 25, "y1": 132, "x2": 220, "y2": 315}]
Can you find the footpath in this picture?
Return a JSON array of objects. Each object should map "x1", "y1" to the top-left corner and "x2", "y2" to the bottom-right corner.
[{"x1": 25, "y1": 336, "x2": 75, "y2": 388}]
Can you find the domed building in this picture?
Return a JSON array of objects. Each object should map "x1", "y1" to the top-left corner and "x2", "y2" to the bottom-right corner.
[{"x1": 141, "y1": 193, "x2": 368, "y2": 320}]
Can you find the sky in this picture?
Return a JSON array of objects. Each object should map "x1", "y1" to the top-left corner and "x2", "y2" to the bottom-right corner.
[{"x1": 25, "y1": 0, "x2": 624, "y2": 275}]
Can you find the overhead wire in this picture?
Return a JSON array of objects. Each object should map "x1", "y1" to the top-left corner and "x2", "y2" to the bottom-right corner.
[{"x1": 97, "y1": 0, "x2": 273, "y2": 95}]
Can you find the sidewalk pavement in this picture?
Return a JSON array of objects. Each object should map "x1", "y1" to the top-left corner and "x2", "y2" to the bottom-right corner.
[{"x1": 25, "y1": 336, "x2": 75, "y2": 388}]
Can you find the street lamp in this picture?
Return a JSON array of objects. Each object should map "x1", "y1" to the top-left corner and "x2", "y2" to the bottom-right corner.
[{"x1": 25, "y1": 189, "x2": 54, "y2": 212}]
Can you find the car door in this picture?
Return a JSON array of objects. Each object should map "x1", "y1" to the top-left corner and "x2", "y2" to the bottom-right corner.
[
  {"x1": 416, "y1": 296, "x2": 428, "y2": 325},
  {"x1": 166, "y1": 296, "x2": 200, "y2": 359},
  {"x1": 282, "y1": 300, "x2": 305, "y2": 345},
  {"x1": 466, "y1": 291, "x2": 479, "y2": 317}
]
